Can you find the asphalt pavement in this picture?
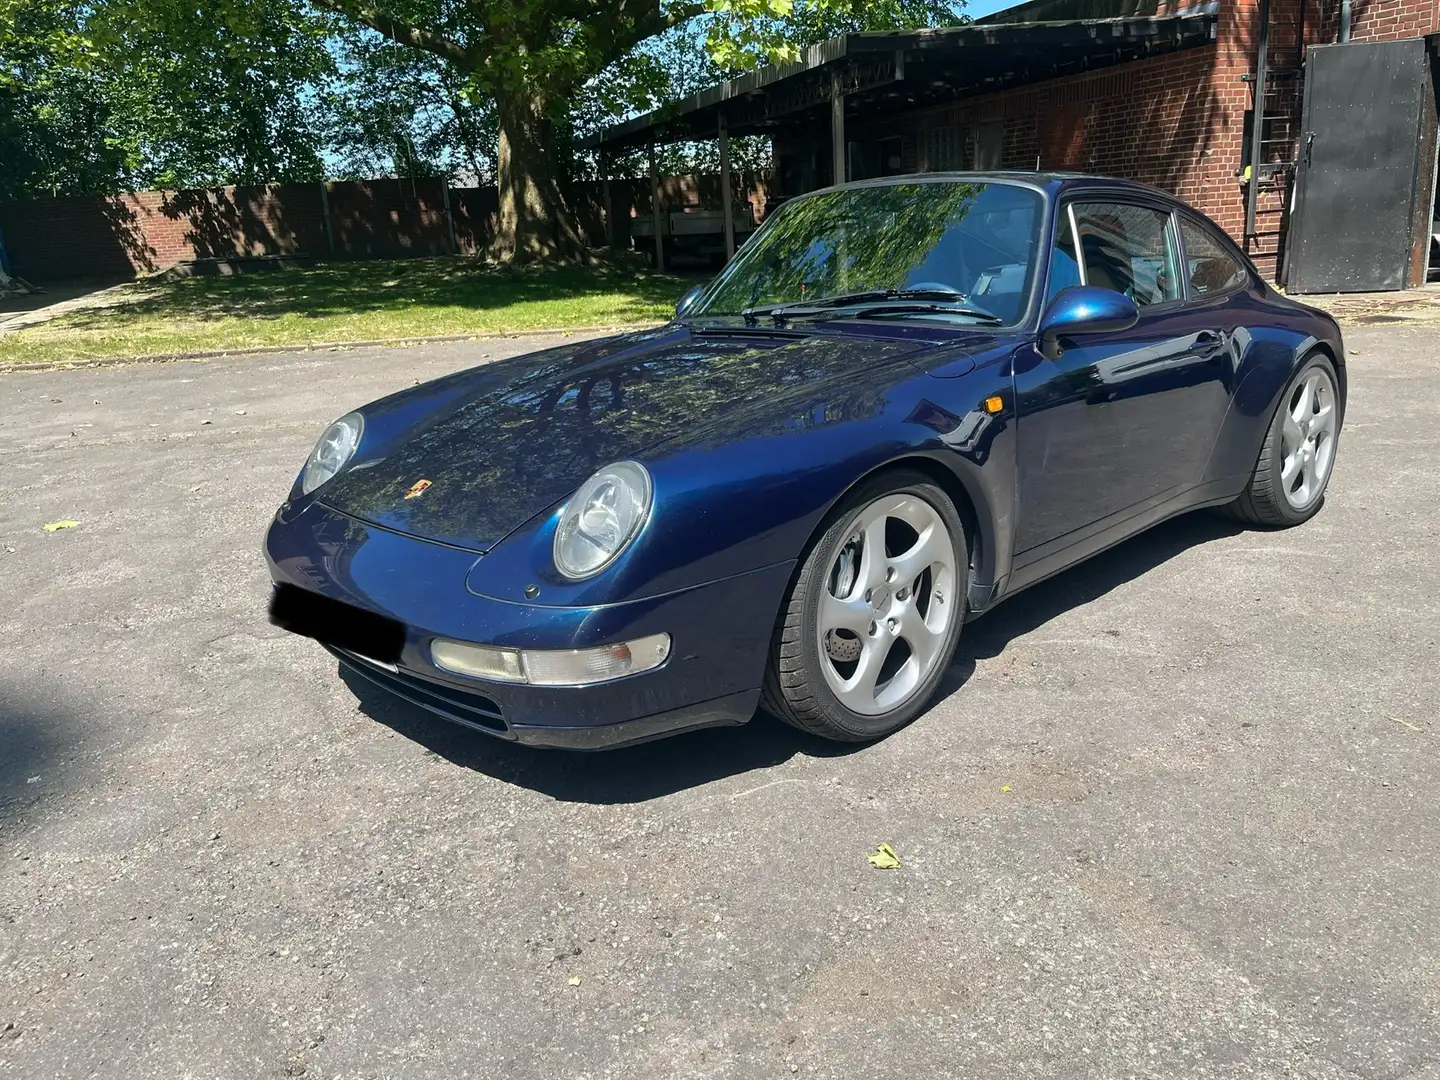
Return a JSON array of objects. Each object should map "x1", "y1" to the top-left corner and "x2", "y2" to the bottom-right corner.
[{"x1": 1, "y1": 326, "x2": 1437, "y2": 1079}]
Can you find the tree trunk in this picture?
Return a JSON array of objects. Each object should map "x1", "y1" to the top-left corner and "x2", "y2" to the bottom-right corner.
[{"x1": 493, "y1": 90, "x2": 589, "y2": 264}]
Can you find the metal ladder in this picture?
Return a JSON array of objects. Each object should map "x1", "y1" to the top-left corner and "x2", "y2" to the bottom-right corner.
[{"x1": 1243, "y1": 0, "x2": 1309, "y2": 282}]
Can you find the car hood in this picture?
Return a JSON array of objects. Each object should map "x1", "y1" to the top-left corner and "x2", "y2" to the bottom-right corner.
[{"x1": 316, "y1": 325, "x2": 946, "y2": 552}]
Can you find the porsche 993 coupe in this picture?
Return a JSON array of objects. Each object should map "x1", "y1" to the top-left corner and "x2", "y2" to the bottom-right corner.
[{"x1": 266, "y1": 173, "x2": 1345, "y2": 749}]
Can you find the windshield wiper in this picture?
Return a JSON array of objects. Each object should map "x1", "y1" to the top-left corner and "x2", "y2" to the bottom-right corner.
[
  {"x1": 841, "y1": 301, "x2": 1004, "y2": 325},
  {"x1": 743, "y1": 287, "x2": 968, "y2": 325},
  {"x1": 746, "y1": 296, "x2": 1004, "y2": 326}
]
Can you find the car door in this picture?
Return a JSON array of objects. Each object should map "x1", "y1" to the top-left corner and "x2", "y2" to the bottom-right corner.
[
  {"x1": 1011, "y1": 197, "x2": 1234, "y2": 558},
  {"x1": 1170, "y1": 209, "x2": 1253, "y2": 467}
]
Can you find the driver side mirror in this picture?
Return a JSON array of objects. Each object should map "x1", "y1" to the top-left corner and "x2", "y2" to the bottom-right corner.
[
  {"x1": 675, "y1": 284, "x2": 705, "y2": 319},
  {"x1": 1038, "y1": 286, "x2": 1139, "y2": 360}
]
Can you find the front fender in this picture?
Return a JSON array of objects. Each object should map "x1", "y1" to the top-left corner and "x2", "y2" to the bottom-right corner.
[{"x1": 464, "y1": 361, "x2": 1018, "y2": 613}]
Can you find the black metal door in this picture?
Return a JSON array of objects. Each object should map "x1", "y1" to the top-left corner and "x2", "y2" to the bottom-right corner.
[{"x1": 1288, "y1": 38, "x2": 1433, "y2": 293}]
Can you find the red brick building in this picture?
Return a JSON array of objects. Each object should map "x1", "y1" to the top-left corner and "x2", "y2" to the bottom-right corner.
[{"x1": 593, "y1": 0, "x2": 1440, "y2": 291}]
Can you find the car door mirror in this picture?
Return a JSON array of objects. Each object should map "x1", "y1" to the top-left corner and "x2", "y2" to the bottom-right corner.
[
  {"x1": 1038, "y1": 286, "x2": 1140, "y2": 360},
  {"x1": 675, "y1": 285, "x2": 705, "y2": 319}
]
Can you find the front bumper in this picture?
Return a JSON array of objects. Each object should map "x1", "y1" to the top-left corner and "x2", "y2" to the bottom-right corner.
[{"x1": 265, "y1": 502, "x2": 792, "y2": 749}]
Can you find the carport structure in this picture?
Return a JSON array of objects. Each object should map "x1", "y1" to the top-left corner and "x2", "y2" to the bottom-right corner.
[
  {"x1": 592, "y1": 0, "x2": 1440, "y2": 291},
  {"x1": 588, "y1": 5, "x2": 1219, "y2": 269}
]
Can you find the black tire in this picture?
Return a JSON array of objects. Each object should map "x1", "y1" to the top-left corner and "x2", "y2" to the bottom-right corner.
[
  {"x1": 760, "y1": 469, "x2": 967, "y2": 742},
  {"x1": 1219, "y1": 352, "x2": 1342, "y2": 527}
]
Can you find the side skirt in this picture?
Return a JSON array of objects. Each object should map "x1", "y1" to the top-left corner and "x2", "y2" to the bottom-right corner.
[{"x1": 963, "y1": 477, "x2": 1243, "y2": 620}]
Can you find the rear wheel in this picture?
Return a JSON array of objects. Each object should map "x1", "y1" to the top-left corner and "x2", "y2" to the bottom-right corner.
[
  {"x1": 761, "y1": 471, "x2": 966, "y2": 742},
  {"x1": 1222, "y1": 353, "x2": 1342, "y2": 526}
]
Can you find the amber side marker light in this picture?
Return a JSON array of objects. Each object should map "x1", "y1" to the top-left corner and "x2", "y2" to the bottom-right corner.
[{"x1": 984, "y1": 396, "x2": 1005, "y2": 415}]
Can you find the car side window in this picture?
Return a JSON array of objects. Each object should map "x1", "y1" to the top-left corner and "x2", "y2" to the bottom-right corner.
[
  {"x1": 1069, "y1": 202, "x2": 1182, "y2": 307},
  {"x1": 1179, "y1": 217, "x2": 1249, "y2": 298}
]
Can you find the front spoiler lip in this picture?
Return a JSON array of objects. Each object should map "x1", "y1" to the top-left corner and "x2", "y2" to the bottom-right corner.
[
  {"x1": 332, "y1": 646, "x2": 757, "y2": 750},
  {"x1": 269, "y1": 500, "x2": 790, "y2": 741}
]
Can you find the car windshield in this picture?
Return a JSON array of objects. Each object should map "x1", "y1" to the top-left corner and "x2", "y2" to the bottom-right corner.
[{"x1": 690, "y1": 180, "x2": 1044, "y2": 326}]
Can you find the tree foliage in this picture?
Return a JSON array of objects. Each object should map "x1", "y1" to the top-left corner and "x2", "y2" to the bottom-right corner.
[
  {"x1": 0, "y1": 0, "x2": 333, "y2": 200},
  {"x1": 322, "y1": 29, "x2": 497, "y2": 182},
  {"x1": 1, "y1": 0, "x2": 969, "y2": 264},
  {"x1": 704, "y1": 0, "x2": 965, "y2": 69},
  {"x1": 0, "y1": 0, "x2": 131, "y2": 199}
]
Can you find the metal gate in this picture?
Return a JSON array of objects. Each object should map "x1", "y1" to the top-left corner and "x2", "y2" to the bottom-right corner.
[{"x1": 1286, "y1": 38, "x2": 1437, "y2": 293}]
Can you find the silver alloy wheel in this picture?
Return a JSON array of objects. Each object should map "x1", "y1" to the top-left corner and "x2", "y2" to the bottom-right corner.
[
  {"x1": 1280, "y1": 365, "x2": 1339, "y2": 509},
  {"x1": 815, "y1": 493, "x2": 958, "y2": 716}
]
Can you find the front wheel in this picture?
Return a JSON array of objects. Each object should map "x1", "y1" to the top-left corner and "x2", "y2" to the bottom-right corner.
[
  {"x1": 1222, "y1": 353, "x2": 1343, "y2": 526},
  {"x1": 761, "y1": 471, "x2": 966, "y2": 742}
]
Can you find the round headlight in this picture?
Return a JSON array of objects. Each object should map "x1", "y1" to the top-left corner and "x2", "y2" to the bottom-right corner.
[
  {"x1": 300, "y1": 412, "x2": 363, "y2": 495},
  {"x1": 553, "y1": 461, "x2": 652, "y2": 580}
]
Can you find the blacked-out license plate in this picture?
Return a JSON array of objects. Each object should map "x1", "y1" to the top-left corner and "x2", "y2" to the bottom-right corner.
[{"x1": 268, "y1": 583, "x2": 405, "y2": 664}]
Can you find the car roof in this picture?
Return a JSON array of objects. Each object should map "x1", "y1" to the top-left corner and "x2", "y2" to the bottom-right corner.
[{"x1": 817, "y1": 171, "x2": 1177, "y2": 203}]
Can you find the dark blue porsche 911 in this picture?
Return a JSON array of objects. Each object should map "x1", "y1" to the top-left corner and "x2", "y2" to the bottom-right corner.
[{"x1": 266, "y1": 173, "x2": 1345, "y2": 749}]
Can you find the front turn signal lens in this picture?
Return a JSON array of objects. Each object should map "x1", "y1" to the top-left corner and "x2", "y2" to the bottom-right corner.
[
  {"x1": 430, "y1": 640, "x2": 525, "y2": 682},
  {"x1": 430, "y1": 633, "x2": 671, "y2": 687}
]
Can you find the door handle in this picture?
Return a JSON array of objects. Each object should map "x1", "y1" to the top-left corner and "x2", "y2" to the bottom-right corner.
[{"x1": 1192, "y1": 330, "x2": 1227, "y2": 355}]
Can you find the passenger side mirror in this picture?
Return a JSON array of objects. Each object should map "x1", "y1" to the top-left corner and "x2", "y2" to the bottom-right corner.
[
  {"x1": 675, "y1": 284, "x2": 705, "y2": 319},
  {"x1": 1037, "y1": 286, "x2": 1140, "y2": 360}
]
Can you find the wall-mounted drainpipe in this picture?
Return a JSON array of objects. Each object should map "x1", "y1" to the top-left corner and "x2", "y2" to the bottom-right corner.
[{"x1": 1339, "y1": 0, "x2": 1351, "y2": 41}]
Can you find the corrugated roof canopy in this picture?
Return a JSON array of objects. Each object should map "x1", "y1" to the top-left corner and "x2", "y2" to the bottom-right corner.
[{"x1": 586, "y1": 4, "x2": 1218, "y2": 151}]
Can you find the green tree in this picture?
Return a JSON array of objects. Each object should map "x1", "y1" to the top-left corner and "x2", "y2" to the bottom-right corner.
[
  {"x1": 323, "y1": 29, "x2": 498, "y2": 182},
  {"x1": 0, "y1": 0, "x2": 131, "y2": 199},
  {"x1": 0, "y1": 0, "x2": 333, "y2": 199},
  {"x1": 95, "y1": 0, "x2": 334, "y2": 188},
  {"x1": 705, "y1": 0, "x2": 965, "y2": 68},
  {"x1": 304, "y1": 0, "x2": 965, "y2": 263}
]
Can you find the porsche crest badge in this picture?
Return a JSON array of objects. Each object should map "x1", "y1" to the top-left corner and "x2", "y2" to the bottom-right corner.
[{"x1": 403, "y1": 479, "x2": 433, "y2": 500}]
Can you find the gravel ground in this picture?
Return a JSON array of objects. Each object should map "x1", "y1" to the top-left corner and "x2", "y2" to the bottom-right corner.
[{"x1": 1, "y1": 326, "x2": 1437, "y2": 1080}]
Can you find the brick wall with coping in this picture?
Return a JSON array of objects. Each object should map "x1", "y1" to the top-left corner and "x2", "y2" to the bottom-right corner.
[{"x1": 0, "y1": 172, "x2": 776, "y2": 283}]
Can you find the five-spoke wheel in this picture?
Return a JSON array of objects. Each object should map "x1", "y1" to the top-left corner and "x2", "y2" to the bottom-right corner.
[
  {"x1": 1223, "y1": 352, "x2": 1343, "y2": 526},
  {"x1": 762, "y1": 471, "x2": 965, "y2": 741},
  {"x1": 1278, "y1": 365, "x2": 1339, "y2": 510}
]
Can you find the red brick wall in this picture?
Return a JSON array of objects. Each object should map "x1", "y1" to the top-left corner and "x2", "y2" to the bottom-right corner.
[
  {"x1": 0, "y1": 184, "x2": 335, "y2": 281},
  {"x1": 0, "y1": 174, "x2": 775, "y2": 282},
  {"x1": 854, "y1": 44, "x2": 1261, "y2": 255},
  {"x1": 847, "y1": 0, "x2": 1440, "y2": 281},
  {"x1": 325, "y1": 178, "x2": 453, "y2": 259},
  {"x1": 0, "y1": 185, "x2": 335, "y2": 281},
  {"x1": 1321, "y1": 0, "x2": 1440, "y2": 40}
]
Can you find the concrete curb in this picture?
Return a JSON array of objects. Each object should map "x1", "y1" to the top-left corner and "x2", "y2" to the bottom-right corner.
[{"x1": 0, "y1": 322, "x2": 666, "y2": 375}]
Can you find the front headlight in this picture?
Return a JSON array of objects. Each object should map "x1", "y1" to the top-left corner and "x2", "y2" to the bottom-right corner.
[
  {"x1": 300, "y1": 412, "x2": 363, "y2": 495},
  {"x1": 553, "y1": 461, "x2": 652, "y2": 579}
]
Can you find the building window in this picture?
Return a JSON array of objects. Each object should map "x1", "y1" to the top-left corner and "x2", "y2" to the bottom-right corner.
[
  {"x1": 848, "y1": 136, "x2": 905, "y2": 181},
  {"x1": 975, "y1": 120, "x2": 1005, "y2": 171},
  {"x1": 919, "y1": 126, "x2": 965, "y2": 172}
]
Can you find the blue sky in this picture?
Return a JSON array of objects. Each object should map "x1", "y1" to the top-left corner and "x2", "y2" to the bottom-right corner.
[{"x1": 967, "y1": 0, "x2": 1024, "y2": 17}]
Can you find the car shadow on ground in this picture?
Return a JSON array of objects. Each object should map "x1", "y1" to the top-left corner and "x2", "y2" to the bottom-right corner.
[
  {"x1": 936, "y1": 509, "x2": 1245, "y2": 696},
  {"x1": 0, "y1": 684, "x2": 73, "y2": 836},
  {"x1": 350, "y1": 510, "x2": 1246, "y2": 804}
]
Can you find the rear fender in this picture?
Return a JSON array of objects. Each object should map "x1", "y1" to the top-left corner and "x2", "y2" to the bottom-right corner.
[{"x1": 1201, "y1": 329, "x2": 1343, "y2": 486}]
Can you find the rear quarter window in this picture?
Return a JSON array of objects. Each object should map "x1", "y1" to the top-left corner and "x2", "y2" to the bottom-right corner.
[{"x1": 1180, "y1": 217, "x2": 1250, "y2": 298}]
